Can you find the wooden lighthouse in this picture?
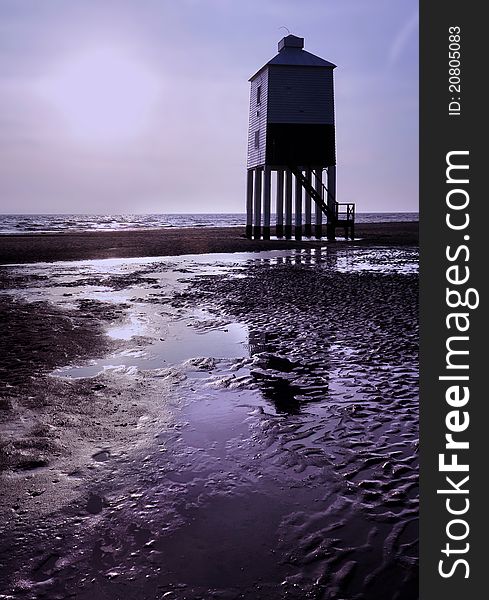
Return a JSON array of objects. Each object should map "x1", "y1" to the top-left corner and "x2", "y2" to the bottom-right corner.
[{"x1": 246, "y1": 34, "x2": 354, "y2": 241}]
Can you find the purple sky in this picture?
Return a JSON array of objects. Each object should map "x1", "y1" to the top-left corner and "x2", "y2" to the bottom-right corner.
[{"x1": 0, "y1": 0, "x2": 418, "y2": 214}]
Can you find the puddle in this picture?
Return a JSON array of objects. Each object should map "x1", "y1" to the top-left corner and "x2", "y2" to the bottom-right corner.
[
  {"x1": 248, "y1": 246, "x2": 418, "y2": 274},
  {"x1": 107, "y1": 314, "x2": 146, "y2": 340},
  {"x1": 92, "y1": 450, "x2": 111, "y2": 462},
  {"x1": 53, "y1": 318, "x2": 249, "y2": 379}
]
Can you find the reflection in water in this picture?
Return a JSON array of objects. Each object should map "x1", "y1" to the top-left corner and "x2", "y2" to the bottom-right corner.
[
  {"x1": 54, "y1": 318, "x2": 249, "y2": 379},
  {"x1": 251, "y1": 245, "x2": 417, "y2": 273},
  {"x1": 248, "y1": 330, "x2": 330, "y2": 415}
]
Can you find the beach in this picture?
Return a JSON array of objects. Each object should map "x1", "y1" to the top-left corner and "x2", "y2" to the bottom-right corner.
[
  {"x1": 0, "y1": 222, "x2": 418, "y2": 265},
  {"x1": 0, "y1": 223, "x2": 418, "y2": 599}
]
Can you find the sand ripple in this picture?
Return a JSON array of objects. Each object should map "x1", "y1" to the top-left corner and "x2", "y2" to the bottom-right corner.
[{"x1": 0, "y1": 254, "x2": 418, "y2": 599}]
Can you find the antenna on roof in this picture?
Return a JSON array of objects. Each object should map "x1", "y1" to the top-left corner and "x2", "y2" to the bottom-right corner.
[{"x1": 278, "y1": 26, "x2": 291, "y2": 35}]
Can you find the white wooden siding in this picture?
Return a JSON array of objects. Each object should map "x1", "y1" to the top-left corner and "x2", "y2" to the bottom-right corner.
[{"x1": 247, "y1": 70, "x2": 269, "y2": 168}]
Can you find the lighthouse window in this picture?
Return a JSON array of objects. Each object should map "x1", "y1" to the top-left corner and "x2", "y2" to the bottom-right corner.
[
  {"x1": 256, "y1": 85, "x2": 262, "y2": 105},
  {"x1": 254, "y1": 130, "x2": 260, "y2": 148}
]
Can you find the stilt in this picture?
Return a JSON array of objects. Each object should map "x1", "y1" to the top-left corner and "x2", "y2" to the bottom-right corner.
[
  {"x1": 276, "y1": 169, "x2": 284, "y2": 237},
  {"x1": 284, "y1": 169, "x2": 293, "y2": 239},
  {"x1": 253, "y1": 168, "x2": 262, "y2": 240},
  {"x1": 314, "y1": 168, "x2": 323, "y2": 239},
  {"x1": 263, "y1": 167, "x2": 271, "y2": 240},
  {"x1": 327, "y1": 166, "x2": 336, "y2": 241},
  {"x1": 295, "y1": 171, "x2": 302, "y2": 240},
  {"x1": 304, "y1": 169, "x2": 312, "y2": 236},
  {"x1": 246, "y1": 169, "x2": 253, "y2": 239}
]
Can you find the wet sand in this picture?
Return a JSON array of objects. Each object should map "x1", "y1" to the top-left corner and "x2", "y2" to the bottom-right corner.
[
  {"x1": 0, "y1": 222, "x2": 418, "y2": 264},
  {"x1": 0, "y1": 237, "x2": 418, "y2": 599}
]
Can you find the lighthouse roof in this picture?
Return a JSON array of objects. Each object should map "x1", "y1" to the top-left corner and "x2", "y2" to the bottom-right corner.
[{"x1": 249, "y1": 35, "x2": 336, "y2": 81}]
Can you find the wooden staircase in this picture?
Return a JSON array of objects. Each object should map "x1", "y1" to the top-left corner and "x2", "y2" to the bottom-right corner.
[{"x1": 288, "y1": 166, "x2": 355, "y2": 240}]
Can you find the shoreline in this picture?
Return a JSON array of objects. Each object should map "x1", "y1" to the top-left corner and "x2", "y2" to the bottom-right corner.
[{"x1": 0, "y1": 222, "x2": 418, "y2": 265}]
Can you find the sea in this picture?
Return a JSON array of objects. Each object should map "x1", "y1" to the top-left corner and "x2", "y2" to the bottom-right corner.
[{"x1": 0, "y1": 213, "x2": 418, "y2": 235}]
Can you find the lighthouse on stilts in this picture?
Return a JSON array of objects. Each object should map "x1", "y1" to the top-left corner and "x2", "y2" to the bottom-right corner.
[{"x1": 246, "y1": 35, "x2": 354, "y2": 241}]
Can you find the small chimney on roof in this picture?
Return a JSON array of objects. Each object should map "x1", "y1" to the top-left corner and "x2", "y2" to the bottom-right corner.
[{"x1": 278, "y1": 34, "x2": 304, "y2": 52}]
